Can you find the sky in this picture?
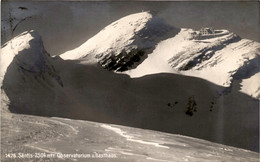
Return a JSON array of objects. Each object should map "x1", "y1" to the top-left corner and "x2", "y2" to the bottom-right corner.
[{"x1": 1, "y1": 1, "x2": 259, "y2": 55}]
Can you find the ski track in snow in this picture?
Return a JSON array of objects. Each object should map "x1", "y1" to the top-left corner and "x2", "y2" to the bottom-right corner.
[
  {"x1": 146, "y1": 157, "x2": 172, "y2": 162},
  {"x1": 101, "y1": 124, "x2": 169, "y2": 149},
  {"x1": 105, "y1": 147, "x2": 134, "y2": 156},
  {"x1": 25, "y1": 144, "x2": 60, "y2": 155},
  {"x1": 49, "y1": 118, "x2": 79, "y2": 135}
]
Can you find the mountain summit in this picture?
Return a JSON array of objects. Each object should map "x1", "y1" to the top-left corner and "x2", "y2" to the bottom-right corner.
[
  {"x1": 60, "y1": 12, "x2": 260, "y2": 98},
  {"x1": 60, "y1": 12, "x2": 179, "y2": 71}
]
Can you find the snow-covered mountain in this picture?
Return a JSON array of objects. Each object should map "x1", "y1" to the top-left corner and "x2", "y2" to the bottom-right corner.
[
  {"x1": 1, "y1": 30, "x2": 65, "y2": 115},
  {"x1": 60, "y1": 12, "x2": 179, "y2": 71},
  {"x1": 1, "y1": 12, "x2": 259, "y2": 153},
  {"x1": 60, "y1": 12, "x2": 260, "y2": 99},
  {"x1": 1, "y1": 30, "x2": 62, "y2": 86}
]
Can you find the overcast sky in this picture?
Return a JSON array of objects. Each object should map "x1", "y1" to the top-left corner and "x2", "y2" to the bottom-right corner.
[{"x1": 1, "y1": 1, "x2": 259, "y2": 55}]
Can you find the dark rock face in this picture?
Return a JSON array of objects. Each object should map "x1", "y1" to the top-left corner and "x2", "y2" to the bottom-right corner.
[
  {"x1": 99, "y1": 48, "x2": 146, "y2": 72},
  {"x1": 96, "y1": 15, "x2": 180, "y2": 72}
]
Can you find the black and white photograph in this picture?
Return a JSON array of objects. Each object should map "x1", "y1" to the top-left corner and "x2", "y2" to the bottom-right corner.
[{"x1": 1, "y1": 1, "x2": 259, "y2": 161}]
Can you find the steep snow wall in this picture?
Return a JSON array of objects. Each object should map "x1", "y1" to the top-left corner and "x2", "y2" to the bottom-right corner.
[
  {"x1": 1, "y1": 31, "x2": 65, "y2": 115},
  {"x1": 1, "y1": 30, "x2": 63, "y2": 87}
]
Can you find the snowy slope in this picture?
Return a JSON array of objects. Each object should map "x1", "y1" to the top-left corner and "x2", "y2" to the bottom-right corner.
[
  {"x1": 1, "y1": 30, "x2": 35, "y2": 81},
  {"x1": 241, "y1": 72, "x2": 260, "y2": 98},
  {"x1": 60, "y1": 12, "x2": 179, "y2": 71},
  {"x1": 1, "y1": 113, "x2": 258, "y2": 162},
  {"x1": 124, "y1": 28, "x2": 260, "y2": 98}
]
